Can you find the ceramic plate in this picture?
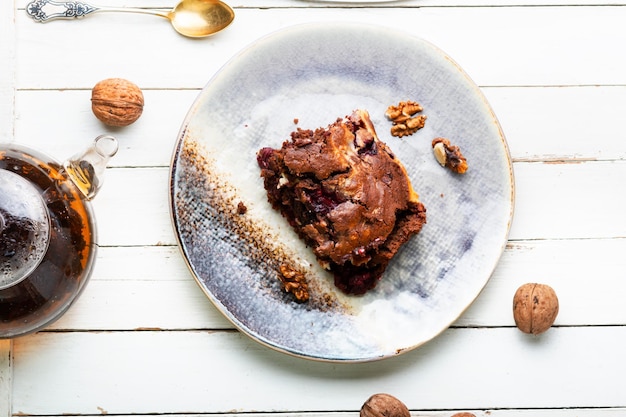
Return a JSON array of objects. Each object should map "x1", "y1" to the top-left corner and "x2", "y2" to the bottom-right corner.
[{"x1": 169, "y1": 23, "x2": 514, "y2": 362}]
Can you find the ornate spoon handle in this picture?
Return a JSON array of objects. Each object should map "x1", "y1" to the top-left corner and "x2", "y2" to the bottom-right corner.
[
  {"x1": 26, "y1": 0, "x2": 167, "y2": 22},
  {"x1": 26, "y1": 0, "x2": 99, "y2": 21}
]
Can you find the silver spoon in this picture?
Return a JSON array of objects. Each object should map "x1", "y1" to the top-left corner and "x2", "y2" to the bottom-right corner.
[{"x1": 26, "y1": 0, "x2": 235, "y2": 38}]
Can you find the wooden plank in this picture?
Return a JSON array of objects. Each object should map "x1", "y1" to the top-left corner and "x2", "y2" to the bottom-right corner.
[
  {"x1": 509, "y1": 161, "x2": 626, "y2": 240},
  {"x1": 14, "y1": 86, "x2": 626, "y2": 168},
  {"x1": 13, "y1": 89, "x2": 199, "y2": 168},
  {"x1": 88, "y1": 159, "x2": 626, "y2": 248},
  {"x1": 10, "y1": 2, "x2": 626, "y2": 417},
  {"x1": 457, "y1": 238, "x2": 626, "y2": 327},
  {"x1": 483, "y1": 86, "x2": 626, "y2": 162},
  {"x1": 0, "y1": 0, "x2": 15, "y2": 414},
  {"x1": 0, "y1": 341, "x2": 11, "y2": 417},
  {"x1": 0, "y1": 0, "x2": 16, "y2": 143},
  {"x1": 38, "y1": 237, "x2": 626, "y2": 331},
  {"x1": 10, "y1": 411, "x2": 626, "y2": 417},
  {"x1": 46, "y1": 246, "x2": 233, "y2": 330},
  {"x1": 90, "y1": 167, "x2": 176, "y2": 247},
  {"x1": 47, "y1": 278, "x2": 231, "y2": 331},
  {"x1": 11, "y1": 327, "x2": 626, "y2": 414},
  {"x1": 13, "y1": 6, "x2": 626, "y2": 89}
]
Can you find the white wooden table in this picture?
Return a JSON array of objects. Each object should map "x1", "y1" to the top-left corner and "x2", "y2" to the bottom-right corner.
[{"x1": 2, "y1": 0, "x2": 626, "y2": 415}]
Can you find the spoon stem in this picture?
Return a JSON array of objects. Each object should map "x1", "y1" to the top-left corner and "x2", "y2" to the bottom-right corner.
[
  {"x1": 87, "y1": 7, "x2": 170, "y2": 19},
  {"x1": 26, "y1": 0, "x2": 170, "y2": 22}
]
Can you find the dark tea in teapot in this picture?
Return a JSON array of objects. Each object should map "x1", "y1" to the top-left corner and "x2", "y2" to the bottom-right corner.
[{"x1": 0, "y1": 145, "x2": 97, "y2": 337}]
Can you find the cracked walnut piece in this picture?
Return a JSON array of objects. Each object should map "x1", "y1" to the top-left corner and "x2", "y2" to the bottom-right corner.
[
  {"x1": 432, "y1": 137, "x2": 468, "y2": 174},
  {"x1": 278, "y1": 263, "x2": 310, "y2": 303},
  {"x1": 385, "y1": 100, "x2": 427, "y2": 137}
]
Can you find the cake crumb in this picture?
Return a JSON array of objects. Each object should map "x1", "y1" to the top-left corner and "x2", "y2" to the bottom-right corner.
[{"x1": 236, "y1": 201, "x2": 248, "y2": 214}]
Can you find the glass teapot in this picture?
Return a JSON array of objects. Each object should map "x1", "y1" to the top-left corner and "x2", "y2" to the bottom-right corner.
[{"x1": 0, "y1": 135, "x2": 117, "y2": 338}]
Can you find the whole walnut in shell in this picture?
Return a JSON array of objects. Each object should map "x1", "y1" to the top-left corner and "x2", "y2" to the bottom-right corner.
[
  {"x1": 91, "y1": 78, "x2": 144, "y2": 127},
  {"x1": 513, "y1": 283, "x2": 559, "y2": 335},
  {"x1": 360, "y1": 393, "x2": 410, "y2": 417}
]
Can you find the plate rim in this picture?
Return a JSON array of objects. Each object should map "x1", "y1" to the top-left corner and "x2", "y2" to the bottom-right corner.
[{"x1": 168, "y1": 22, "x2": 516, "y2": 362}]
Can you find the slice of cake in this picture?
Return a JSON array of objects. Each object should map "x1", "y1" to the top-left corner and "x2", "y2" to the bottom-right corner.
[{"x1": 256, "y1": 110, "x2": 426, "y2": 295}]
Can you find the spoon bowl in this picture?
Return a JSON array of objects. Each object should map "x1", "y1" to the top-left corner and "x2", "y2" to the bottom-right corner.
[
  {"x1": 168, "y1": 0, "x2": 235, "y2": 38},
  {"x1": 26, "y1": 0, "x2": 235, "y2": 38}
]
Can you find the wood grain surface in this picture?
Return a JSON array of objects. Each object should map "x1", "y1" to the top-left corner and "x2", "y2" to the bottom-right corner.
[{"x1": 3, "y1": 0, "x2": 626, "y2": 415}]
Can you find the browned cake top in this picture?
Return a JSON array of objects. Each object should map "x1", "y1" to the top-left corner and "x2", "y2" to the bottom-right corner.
[
  {"x1": 279, "y1": 110, "x2": 420, "y2": 265},
  {"x1": 257, "y1": 109, "x2": 426, "y2": 295}
]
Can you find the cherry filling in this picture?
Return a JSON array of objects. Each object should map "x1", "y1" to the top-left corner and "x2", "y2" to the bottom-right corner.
[
  {"x1": 358, "y1": 141, "x2": 378, "y2": 156},
  {"x1": 256, "y1": 147, "x2": 275, "y2": 170},
  {"x1": 332, "y1": 264, "x2": 379, "y2": 295},
  {"x1": 304, "y1": 187, "x2": 342, "y2": 217}
]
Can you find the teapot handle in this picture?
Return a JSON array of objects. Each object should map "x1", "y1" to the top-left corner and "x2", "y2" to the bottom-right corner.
[{"x1": 64, "y1": 135, "x2": 118, "y2": 200}]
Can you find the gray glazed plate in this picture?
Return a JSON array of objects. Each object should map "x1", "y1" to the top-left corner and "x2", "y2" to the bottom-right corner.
[{"x1": 169, "y1": 23, "x2": 514, "y2": 362}]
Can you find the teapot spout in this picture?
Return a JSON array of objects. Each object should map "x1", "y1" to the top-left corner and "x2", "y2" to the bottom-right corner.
[{"x1": 64, "y1": 135, "x2": 118, "y2": 200}]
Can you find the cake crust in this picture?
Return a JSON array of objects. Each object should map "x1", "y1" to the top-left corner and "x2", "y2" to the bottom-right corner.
[{"x1": 257, "y1": 110, "x2": 426, "y2": 295}]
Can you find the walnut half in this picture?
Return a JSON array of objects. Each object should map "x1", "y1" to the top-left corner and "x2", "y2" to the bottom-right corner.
[{"x1": 385, "y1": 100, "x2": 427, "y2": 137}]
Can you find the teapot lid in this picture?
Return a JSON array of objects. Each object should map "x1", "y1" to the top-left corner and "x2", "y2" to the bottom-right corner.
[{"x1": 0, "y1": 169, "x2": 50, "y2": 290}]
